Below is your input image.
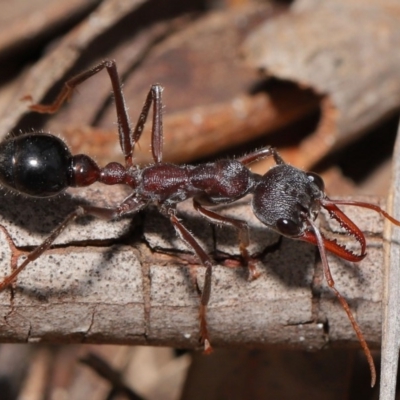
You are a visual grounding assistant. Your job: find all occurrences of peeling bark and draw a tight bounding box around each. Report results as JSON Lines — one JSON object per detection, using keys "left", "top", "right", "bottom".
{"left": 243, "top": 0, "right": 400, "bottom": 167}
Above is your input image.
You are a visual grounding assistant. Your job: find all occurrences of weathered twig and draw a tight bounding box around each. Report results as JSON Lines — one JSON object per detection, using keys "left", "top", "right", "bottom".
{"left": 80, "top": 352, "right": 145, "bottom": 400}
{"left": 0, "top": 184, "right": 388, "bottom": 350}
{"left": 379, "top": 118, "right": 400, "bottom": 399}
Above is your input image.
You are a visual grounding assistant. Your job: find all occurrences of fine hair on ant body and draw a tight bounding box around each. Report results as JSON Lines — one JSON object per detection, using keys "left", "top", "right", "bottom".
{"left": 0, "top": 59, "right": 397, "bottom": 387}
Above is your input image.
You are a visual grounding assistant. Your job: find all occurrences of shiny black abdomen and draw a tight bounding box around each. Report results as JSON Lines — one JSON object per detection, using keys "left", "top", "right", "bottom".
{"left": 0, "top": 134, "right": 72, "bottom": 197}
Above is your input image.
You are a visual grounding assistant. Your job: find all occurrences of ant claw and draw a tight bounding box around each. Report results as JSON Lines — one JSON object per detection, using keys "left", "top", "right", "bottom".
{"left": 247, "top": 263, "right": 261, "bottom": 281}
{"left": 203, "top": 339, "right": 213, "bottom": 355}
{"left": 20, "top": 94, "right": 33, "bottom": 103}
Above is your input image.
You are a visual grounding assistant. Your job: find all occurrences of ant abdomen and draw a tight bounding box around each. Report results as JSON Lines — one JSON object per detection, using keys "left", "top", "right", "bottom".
{"left": 0, "top": 133, "right": 73, "bottom": 197}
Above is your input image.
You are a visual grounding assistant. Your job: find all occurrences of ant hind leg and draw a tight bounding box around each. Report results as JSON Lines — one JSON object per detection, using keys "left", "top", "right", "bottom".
{"left": 0, "top": 195, "right": 148, "bottom": 292}
{"left": 26, "top": 60, "right": 165, "bottom": 167}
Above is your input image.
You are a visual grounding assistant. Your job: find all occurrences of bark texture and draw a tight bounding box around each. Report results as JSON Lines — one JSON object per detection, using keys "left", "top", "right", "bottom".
{"left": 0, "top": 185, "right": 388, "bottom": 350}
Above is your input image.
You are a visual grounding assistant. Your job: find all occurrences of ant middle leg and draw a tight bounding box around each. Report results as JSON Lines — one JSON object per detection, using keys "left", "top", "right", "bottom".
{"left": 0, "top": 195, "right": 148, "bottom": 292}
{"left": 193, "top": 199, "right": 260, "bottom": 280}
{"left": 27, "top": 60, "right": 164, "bottom": 167}
{"left": 166, "top": 208, "right": 213, "bottom": 354}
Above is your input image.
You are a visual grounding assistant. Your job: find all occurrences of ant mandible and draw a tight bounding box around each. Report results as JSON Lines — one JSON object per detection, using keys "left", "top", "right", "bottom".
{"left": 0, "top": 59, "right": 396, "bottom": 387}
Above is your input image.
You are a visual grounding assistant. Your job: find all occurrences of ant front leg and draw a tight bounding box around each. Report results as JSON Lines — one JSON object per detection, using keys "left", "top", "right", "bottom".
{"left": 27, "top": 60, "right": 164, "bottom": 167}
{"left": 193, "top": 199, "right": 260, "bottom": 280}
{"left": 166, "top": 208, "right": 213, "bottom": 354}
{"left": 307, "top": 217, "right": 377, "bottom": 387}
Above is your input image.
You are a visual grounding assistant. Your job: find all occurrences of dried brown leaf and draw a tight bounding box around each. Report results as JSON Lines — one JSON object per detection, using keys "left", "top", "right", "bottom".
{"left": 243, "top": 0, "right": 400, "bottom": 167}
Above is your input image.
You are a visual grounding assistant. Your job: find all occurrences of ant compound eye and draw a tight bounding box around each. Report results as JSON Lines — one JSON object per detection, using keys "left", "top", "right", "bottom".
{"left": 276, "top": 218, "right": 301, "bottom": 237}
{"left": 307, "top": 172, "right": 324, "bottom": 191}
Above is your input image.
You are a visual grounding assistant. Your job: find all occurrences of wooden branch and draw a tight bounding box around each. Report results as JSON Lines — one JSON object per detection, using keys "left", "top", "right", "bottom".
{"left": 0, "top": 185, "right": 389, "bottom": 351}
{"left": 379, "top": 120, "right": 400, "bottom": 399}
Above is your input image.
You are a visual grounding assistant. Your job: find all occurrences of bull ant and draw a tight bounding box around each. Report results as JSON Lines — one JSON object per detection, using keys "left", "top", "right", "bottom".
{"left": 0, "top": 60, "right": 397, "bottom": 387}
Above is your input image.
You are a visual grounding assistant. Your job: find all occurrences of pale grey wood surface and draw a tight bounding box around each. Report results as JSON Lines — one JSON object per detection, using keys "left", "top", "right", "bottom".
{"left": 379, "top": 120, "right": 400, "bottom": 399}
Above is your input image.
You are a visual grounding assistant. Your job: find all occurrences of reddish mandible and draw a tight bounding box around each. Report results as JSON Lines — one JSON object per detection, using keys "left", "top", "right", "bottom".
{"left": 0, "top": 60, "right": 397, "bottom": 387}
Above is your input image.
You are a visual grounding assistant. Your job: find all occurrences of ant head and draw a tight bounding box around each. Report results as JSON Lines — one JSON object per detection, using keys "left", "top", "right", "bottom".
{"left": 251, "top": 164, "right": 367, "bottom": 262}
{"left": 251, "top": 164, "right": 325, "bottom": 238}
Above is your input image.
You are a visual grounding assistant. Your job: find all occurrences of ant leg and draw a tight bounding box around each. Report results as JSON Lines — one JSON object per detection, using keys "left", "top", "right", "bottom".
{"left": 307, "top": 217, "right": 376, "bottom": 387}
{"left": 0, "top": 195, "right": 148, "bottom": 292}
{"left": 166, "top": 209, "right": 213, "bottom": 354}
{"left": 28, "top": 60, "right": 133, "bottom": 164}
{"left": 0, "top": 208, "right": 84, "bottom": 291}
{"left": 27, "top": 60, "right": 164, "bottom": 167}
{"left": 132, "top": 84, "right": 164, "bottom": 164}
{"left": 237, "top": 146, "right": 284, "bottom": 166}
{"left": 193, "top": 199, "right": 259, "bottom": 280}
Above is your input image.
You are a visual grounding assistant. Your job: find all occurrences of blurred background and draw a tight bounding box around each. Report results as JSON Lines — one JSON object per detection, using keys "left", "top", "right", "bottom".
{"left": 0, "top": 0, "right": 399, "bottom": 398}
